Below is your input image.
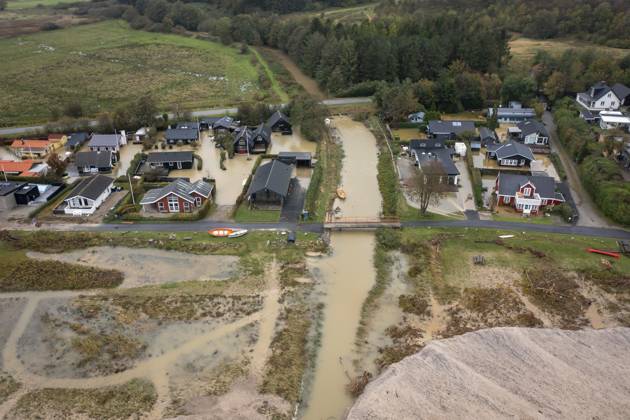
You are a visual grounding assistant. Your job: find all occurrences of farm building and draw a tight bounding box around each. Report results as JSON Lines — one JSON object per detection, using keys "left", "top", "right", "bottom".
{"left": 495, "top": 172, "right": 564, "bottom": 215}
{"left": 486, "top": 142, "right": 535, "bottom": 167}
{"left": 266, "top": 111, "right": 292, "bottom": 134}
{"left": 75, "top": 151, "right": 114, "bottom": 175}
{"left": 146, "top": 151, "right": 194, "bottom": 170}
{"left": 140, "top": 179, "right": 213, "bottom": 213}
{"left": 165, "top": 128, "right": 199, "bottom": 145}
{"left": 63, "top": 174, "right": 114, "bottom": 216}
{"left": 246, "top": 160, "right": 293, "bottom": 207}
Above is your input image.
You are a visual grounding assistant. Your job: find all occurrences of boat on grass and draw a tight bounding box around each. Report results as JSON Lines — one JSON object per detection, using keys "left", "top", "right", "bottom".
{"left": 208, "top": 228, "right": 248, "bottom": 238}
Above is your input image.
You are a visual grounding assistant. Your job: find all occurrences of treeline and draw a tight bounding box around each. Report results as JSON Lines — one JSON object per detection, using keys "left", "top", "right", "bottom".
{"left": 379, "top": 0, "right": 630, "bottom": 48}
{"left": 553, "top": 99, "right": 630, "bottom": 226}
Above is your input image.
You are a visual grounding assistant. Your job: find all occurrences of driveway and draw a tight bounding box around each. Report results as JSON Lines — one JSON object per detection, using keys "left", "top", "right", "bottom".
{"left": 280, "top": 178, "right": 305, "bottom": 223}
{"left": 543, "top": 111, "right": 612, "bottom": 228}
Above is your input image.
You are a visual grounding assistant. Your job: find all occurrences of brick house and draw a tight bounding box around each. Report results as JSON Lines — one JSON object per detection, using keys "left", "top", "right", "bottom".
{"left": 140, "top": 179, "right": 213, "bottom": 213}
{"left": 495, "top": 172, "right": 564, "bottom": 215}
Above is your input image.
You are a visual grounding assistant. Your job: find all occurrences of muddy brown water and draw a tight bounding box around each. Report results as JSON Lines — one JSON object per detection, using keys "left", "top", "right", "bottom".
{"left": 27, "top": 246, "right": 239, "bottom": 288}
{"left": 302, "top": 117, "right": 383, "bottom": 420}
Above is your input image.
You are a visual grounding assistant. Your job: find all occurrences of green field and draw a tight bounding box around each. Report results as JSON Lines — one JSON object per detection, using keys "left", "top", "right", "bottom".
{"left": 0, "top": 20, "right": 284, "bottom": 127}
{"left": 509, "top": 36, "right": 630, "bottom": 65}
{"left": 6, "top": 0, "right": 87, "bottom": 10}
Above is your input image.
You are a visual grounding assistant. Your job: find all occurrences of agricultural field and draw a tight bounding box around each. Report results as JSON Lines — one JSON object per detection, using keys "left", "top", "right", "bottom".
{"left": 5, "top": 0, "right": 87, "bottom": 10}
{"left": 0, "top": 20, "right": 285, "bottom": 127}
{"left": 508, "top": 35, "right": 630, "bottom": 65}
{"left": 283, "top": 3, "right": 377, "bottom": 23}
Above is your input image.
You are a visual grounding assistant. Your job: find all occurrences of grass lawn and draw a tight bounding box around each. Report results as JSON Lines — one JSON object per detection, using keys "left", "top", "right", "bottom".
{"left": 6, "top": 0, "right": 87, "bottom": 9}
{"left": 398, "top": 197, "right": 464, "bottom": 221}
{"left": 509, "top": 36, "right": 630, "bottom": 66}
{"left": 250, "top": 48, "right": 289, "bottom": 103}
{"left": 492, "top": 214, "right": 559, "bottom": 225}
{"left": 392, "top": 128, "right": 423, "bottom": 141}
{"left": 0, "top": 20, "right": 284, "bottom": 127}
{"left": 233, "top": 204, "right": 281, "bottom": 223}
{"left": 441, "top": 112, "right": 486, "bottom": 122}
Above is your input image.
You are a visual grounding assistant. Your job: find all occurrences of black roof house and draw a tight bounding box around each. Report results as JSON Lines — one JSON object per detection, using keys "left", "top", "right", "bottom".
{"left": 427, "top": 120, "right": 476, "bottom": 140}
{"left": 146, "top": 151, "right": 194, "bottom": 170}
{"left": 75, "top": 151, "right": 113, "bottom": 174}
{"left": 165, "top": 128, "right": 199, "bottom": 144}
{"left": 516, "top": 120, "right": 549, "bottom": 139}
{"left": 247, "top": 160, "right": 293, "bottom": 203}
{"left": 66, "top": 175, "right": 114, "bottom": 201}
{"left": 66, "top": 132, "right": 90, "bottom": 150}
{"left": 486, "top": 141, "right": 535, "bottom": 166}
{"left": 251, "top": 123, "right": 272, "bottom": 151}
{"left": 266, "top": 111, "right": 292, "bottom": 134}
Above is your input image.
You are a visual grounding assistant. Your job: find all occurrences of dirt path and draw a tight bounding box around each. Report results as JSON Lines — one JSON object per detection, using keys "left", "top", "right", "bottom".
{"left": 259, "top": 47, "right": 327, "bottom": 100}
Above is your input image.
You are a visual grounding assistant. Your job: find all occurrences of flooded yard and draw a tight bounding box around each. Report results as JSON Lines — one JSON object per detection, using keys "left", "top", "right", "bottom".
{"left": 27, "top": 246, "right": 239, "bottom": 288}
{"left": 269, "top": 132, "right": 317, "bottom": 155}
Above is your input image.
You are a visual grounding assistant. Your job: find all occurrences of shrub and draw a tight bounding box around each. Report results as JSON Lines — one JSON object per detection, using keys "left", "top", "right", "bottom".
{"left": 193, "top": 153, "right": 203, "bottom": 170}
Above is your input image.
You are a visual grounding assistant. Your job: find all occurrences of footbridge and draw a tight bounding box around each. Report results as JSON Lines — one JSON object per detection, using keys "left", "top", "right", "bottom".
{"left": 324, "top": 214, "right": 401, "bottom": 231}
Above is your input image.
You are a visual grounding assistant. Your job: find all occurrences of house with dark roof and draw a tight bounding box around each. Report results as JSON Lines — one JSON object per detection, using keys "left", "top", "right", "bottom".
{"left": 246, "top": 160, "right": 293, "bottom": 207}
{"left": 613, "top": 83, "right": 630, "bottom": 107}
{"left": 140, "top": 179, "right": 213, "bottom": 213}
{"left": 409, "top": 139, "right": 459, "bottom": 185}
{"left": 146, "top": 151, "right": 194, "bottom": 171}
{"left": 486, "top": 141, "right": 535, "bottom": 167}
{"left": 278, "top": 152, "right": 312, "bottom": 167}
{"left": 212, "top": 116, "right": 238, "bottom": 134}
{"left": 427, "top": 120, "right": 476, "bottom": 140}
{"left": 66, "top": 132, "right": 91, "bottom": 151}
{"left": 513, "top": 121, "right": 549, "bottom": 146}
{"left": 476, "top": 127, "right": 498, "bottom": 150}
{"left": 88, "top": 133, "right": 126, "bottom": 154}
{"left": 251, "top": 123, "right": 272, "bottom": 152}
{"left": 233, "top": 127, "right": 254, "bottom": 154}
{"left": 13, "top": 184, "right": 40, "bottom": 205}
{"left": 0, "top": 182, "right": 23, "bottom": 211}
{"left": 266, "top": 111, "right": 292, "bottom": 134}
{"left": 576, "top": 82, "right": 628, "bottom": 113}
{"left": 495, "top": 172, "right": 564, "bottom": 215}
{"left": 75, "top": 151, "right": 114, "bottom": 175}
{"left": 488, "top": 103, "right": 536, "bottom": 123}
{"left": 199, "top": 117, "right": 220, "bottom": 131}
{"left": 165, "top": 128, "right": 198, "bottom": 145}
{"left": 175, "top": 122, "right": 200, "bottom": 131}
{"left": 63, "top": 174, "right": 114, "bottom": 216}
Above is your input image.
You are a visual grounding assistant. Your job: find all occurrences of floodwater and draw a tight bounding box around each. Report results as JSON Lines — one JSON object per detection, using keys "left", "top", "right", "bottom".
{"left": 166, "top": 132, "right": 256, "bottom": 206}
{"left": 0, "top": 146, "right": 17, "bottom": 160}
{"left": 269, "top": 132, "right": 317, "bottom": 155}
{"left": 28, "top": 246, "right": 239, "bottom": 288}
{"left": 332, "top": 116, "right": 382, "bottom": 219}
{"left": 114, "top": 143, "right": 143, "bottom": 178}
{"left": 303, "top": 232, "right": 376, "bottom": 420}
{"left": 302, "top": 116, "right": 383, "bottom": 420}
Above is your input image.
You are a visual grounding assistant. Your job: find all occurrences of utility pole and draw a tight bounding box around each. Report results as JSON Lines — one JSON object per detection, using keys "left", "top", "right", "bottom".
{"left": 128, "top": 174, "right": 136, "bottom": 205}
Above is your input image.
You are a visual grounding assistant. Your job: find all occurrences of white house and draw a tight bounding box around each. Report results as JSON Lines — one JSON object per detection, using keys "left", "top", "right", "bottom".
{"left": 63, "top": 174, "right": 114, "bottom": 216}
{"left": 88, "top": 132, "right": 127, "bottom": 155}
{"left": 599, "top": 111, "right": 630, "bottom": 131}
{"left": 515, "top": 120, "right": 549, "bottom": 146}
{"left": 576, "top": 82, "right": 622, "bottom": 113}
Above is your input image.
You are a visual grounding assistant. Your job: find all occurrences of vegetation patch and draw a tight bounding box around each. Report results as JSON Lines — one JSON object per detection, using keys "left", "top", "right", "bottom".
{"left": 375, "top": 325, "right": 424, "bottom": 371}
{"left": 579, "top": 268, "right": 630, "bottom": 295}
{"left": 206, "top": 358, "right": 250, "bottom": 396}
{"left": 71, "top": 333, "right": 146, "bottom": 368}
{"left": 304, "top": 130, "right": 343, "bottom": 221}
{"left": 0, "top": 372, "right": 20, "bottom": 404}
{"left": 11, "top": 379, "right": 157, "bottom": 419}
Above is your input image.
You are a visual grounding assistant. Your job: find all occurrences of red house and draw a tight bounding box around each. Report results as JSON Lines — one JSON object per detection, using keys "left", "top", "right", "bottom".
{"left": 140, "top": 179, "right": 213, "bottom": 213}
{"left": 495, "top": 172, "right": 564, "bottom": 215}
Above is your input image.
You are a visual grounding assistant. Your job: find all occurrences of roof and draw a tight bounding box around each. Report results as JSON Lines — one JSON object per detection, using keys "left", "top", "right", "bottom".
{"left": 599, "top": 111, "right": 630, "bottom": 124}
{"left": 247, "top": 160, "right": 293, "bottom": 198}
{"left": 478, "top": 127, "right": 496, "bottom": 140}
{"left": 266, "top": 110, "right": 290, "bottom": 128}
{"left": 516, "top": 120, "right": 549, "bottom": 138}
{"left": 611, "top": 83, "right": 630, "bottom": 101}
{"left": 200, "top": 117, "right": 220, "bottom": 125}
{"left": 415, "top": 150, "right": 459, "bottom": 176}
{"left": 75, "top": 151, "right": 112, "bottom": 168}
{"left": 0, "top": 182, "right": 23, "bottom": 196}
{"left": 176, "top": 122, "right": 200, "bottom": 130}
{"left": 579, "top": 82, "right": 617, "bottom": 103}
{"left": 146, "top": 151, "right": 194, "bottom": 164}
{"left": 213, "top": 116, "right": 235, "bottom": 130}
{"left": 409, "top": 138, "right": 446, "bottom": 150}
{"left": 88, "top": 134, "right": 122, "bottom": 148}
{"left": 140, "top": 179, "right": 213, "bottom": 205}
{"left": 252, "top": 123, "right": 272, "bottom": 141}
{"left": 48, "top": 134, "right": 66, "bottom": 141}
{"left": 65, "top": 174, "right": 113, "bottom": 201}
{"left": 427, "top": 120, "right": 475, "bottom": 136}
{"left": 233, "top": 127, "right": 254, "bottom": 148}
{"left": 165, "top": 128, "right": 199, "bottom": 141}
{"left": 0, "top": 160, "right": 35, "bottom": 174}
{"left": 493, "top": 141, "right": 535, "bottom": 161}
{"left": 278, "top": 151, "right": 312, "bottom": 160}
{"left": 10, "top": 139, "right": 50, "bottom": 149}
{"left": 492, "top": 107, "right": 536, "bottom": 118}
{"left": 497, "top": 172, "right": 557, "bottom": 199}
{"left": 67, "top": 132, "right": 90, "bottom": 147}
{"left": 14, "top": 184, "right": 38, "bottom": 195}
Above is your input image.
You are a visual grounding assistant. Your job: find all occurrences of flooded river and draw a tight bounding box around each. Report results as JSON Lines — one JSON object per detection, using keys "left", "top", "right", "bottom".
{"left": 302, "top": 116, "right": 382, "bottom": 420}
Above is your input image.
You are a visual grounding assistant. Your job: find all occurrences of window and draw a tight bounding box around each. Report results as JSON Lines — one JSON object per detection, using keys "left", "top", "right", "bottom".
{"left": 600, "top": 101, "right": 605, "bottom": 106}
{"left": 177, "top": 161, "right": 182, "bottom": 169}
{"left": 168, "top": 196, "right": 179, "bottom": 212}
{"left": 523, "top": 187, "right": 531, "bottom": 196}
{"left": 183, "top": 201, "right": 190, "bottom": 212}
{"left": 158, "top": 202, "right": 165, "bottom": 212}
{"left": 195, "top": 196, "right": 202, "bottom": 207}
{"left": 503, "top": 196, "right": 510, "bottom": 204}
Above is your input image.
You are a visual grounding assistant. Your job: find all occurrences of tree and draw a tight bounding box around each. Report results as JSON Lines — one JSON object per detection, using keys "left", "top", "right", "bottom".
{"left": 500, "top": 75, "right": 536, "bottom": 104}
{"left": 134, "top": 95, "right": 157, "bottom": 127}
{"left": 46, "top": 152, "right": 67, "bottom": 177}
{"left": 409, "top": 160, "right": 446, "bottom": 215}
{"left": 0, "top": 0, "right": 6, "bottom": 11}
{"left": 374, "top": 81, "right": 419, "bottom": 123}
{"left": 63, "top": 101, "right": 83, "bottom": 118}
{"left": 543, "top": 71, "right": 567, "bottom": 102}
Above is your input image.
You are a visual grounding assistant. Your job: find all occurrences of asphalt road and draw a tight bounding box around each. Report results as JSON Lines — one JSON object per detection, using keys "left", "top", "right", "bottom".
{"left": 62, "top": 219, "right": 630, "bottom": 239}
{"left": 0, "top": 98, "right": 373, "bottom": 136}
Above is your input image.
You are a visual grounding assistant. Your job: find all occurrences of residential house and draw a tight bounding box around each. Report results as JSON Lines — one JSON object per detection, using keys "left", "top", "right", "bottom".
{"left": 88, "top": 133, "right": 127, "bottom": 157}
{"left": 75, "top": 151, "right": 114, "bottom": 175}
{"left": 0, "top": 160, "right": 46, "bottom": 177}
{"left": 407, "top": 111, "right": 425, "bottom": 124}
{"left": 200, "top": 117, "right": 220, "bottom": 131}
{"left": 477, "top": 127, "right": 498, "bottom": 150}
{"left": 176, "top": 122, "right": 200, "bottom": 131}
{"left": 495, "top": 172, "right": 564, "bottom": 215}
{"left": 514, "top": 120, "right": 549, "bottom": 146}
{"left": 65, "top": 132, "right": 90, "bottom": 151}
{"left": 10, "top": 139, "right": 51, "bottom": 159}
{"left": 146, "top": 151, "right": 194, "bottom": 171}
{"left": 409, "top": 139, "right": 460, "bottom": 185}
{"left": 140, "top": 179, "right": 213, "bottom": 213}
{"left": 0, "top": 182, "right": 22, "bottom": 211}
{"left": 427, "top": 120, "right": 476, "bottom": 140}
{"left": 278, "top": 152, "right": 312, "bottom": 167}
{"left": 486, "top": 141, "right": 535, "bottom": 167}
{"left": 63, "top": 174, "right": 114, "bottom": 216}
{"left": 134, "top": 128, "right": 149, "bottom": 144}
{"left": 489, "top": 102, "right": 536, "bottom": 123}
{"left": 247, "top": 160, "right": 293, "bottom": 207}
{"left": 165, "top": 128, "right": 198, "bottom": 145}
{"left": 47, "top": 134, "right": 67, "bottom": 151}
{"left": 212, "top": 116, "right": 238, "bottom": 134}
{"left": 233, "top": 127, "right": 254, "bottom": 154}
{"left": 576, "top": 82, "right": 626, "bottom": 113}
{"left": 599, "top": 111, "right": 630, "bottom": 131}
{"left": 251, "top": 123, "right": 272, "bottom": 152}
{"left": 613, "top": 83, "right": 630, "bottom": 107}
{"left": 14, "top": 184, "right": 40, "bottom": 205}
{"left": 266, "top": 111, "right": 292, "bottom": 134}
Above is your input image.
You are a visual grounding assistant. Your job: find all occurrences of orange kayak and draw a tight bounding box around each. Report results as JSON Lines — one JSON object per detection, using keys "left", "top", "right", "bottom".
{"left": 208, "top": 228, "right": 234, "bottom": 237}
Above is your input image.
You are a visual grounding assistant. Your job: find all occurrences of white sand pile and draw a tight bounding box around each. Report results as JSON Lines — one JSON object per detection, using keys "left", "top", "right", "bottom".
{"left": 348, "top": 327, "right": 630, "bottom": 419}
